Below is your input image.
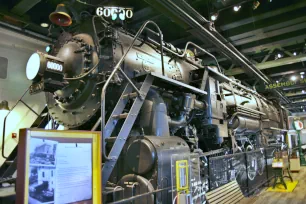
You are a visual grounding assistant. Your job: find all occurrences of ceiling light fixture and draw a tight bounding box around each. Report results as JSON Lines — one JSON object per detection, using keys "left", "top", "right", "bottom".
{"left": 233, "top": 5, "right": 241, "bottom": 12}
{"left": 290, "top": 75, "right": 297, "bottom": 81}
{"left": 0, "top": 100, "right": 9, "bottom": 116}
{"left": 302, "top": 90, "right": 305, "bottom": 93}
{"left": 293, "top": 52, "right": 297, "bottom": 56}
{"left": 40, "top": 23, "right": 49, "bottom": 28}
{"left": 300, "top": 72, "right": 305, "bottom": 75}
{"left": 210, "top": 13, "right": 218, "bottom": 21}
{"left": 276, "top": 80, "right": 279, "bottom": 83}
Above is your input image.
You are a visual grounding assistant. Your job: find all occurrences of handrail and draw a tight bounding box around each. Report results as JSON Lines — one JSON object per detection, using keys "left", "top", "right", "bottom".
{"left": 101, "top": 20, "right": 165, "bottom": 161}
{"left": 146, "top": 37, "right": 278, "bottom": 103}
{"left": 177, "top": 41, "right": 222, "bottom": 73}
{"left": 2, "top": 86, "right": 39, "bottom": 159}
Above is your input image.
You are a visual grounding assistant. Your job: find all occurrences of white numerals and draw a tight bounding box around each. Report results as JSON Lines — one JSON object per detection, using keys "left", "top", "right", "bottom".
{"left": 47, "top": 61, "right": 63, "bottom": 72}
{"left": 96, "top": 7, "right": 133, "bottom": 20}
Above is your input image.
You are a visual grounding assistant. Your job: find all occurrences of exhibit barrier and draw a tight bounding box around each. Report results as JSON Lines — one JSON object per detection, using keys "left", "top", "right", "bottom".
{"left": 104, "top": 148, "right": 276, "bottom": 203}
{"left": 105, "top": 149, "right": 226, "bottom": 204}
{"left": 208, "top": 147, "right": 276, "bottom": 196}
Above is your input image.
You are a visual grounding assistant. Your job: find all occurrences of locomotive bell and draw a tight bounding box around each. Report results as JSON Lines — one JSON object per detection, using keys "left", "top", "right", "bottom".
{"left": 49, "top": 4, "right": 72, "bottom": 27}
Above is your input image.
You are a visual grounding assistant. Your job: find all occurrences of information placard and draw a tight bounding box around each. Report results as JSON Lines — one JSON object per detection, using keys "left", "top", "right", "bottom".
{"left": 16, "top": 129, "right": 101, "bottom": 204}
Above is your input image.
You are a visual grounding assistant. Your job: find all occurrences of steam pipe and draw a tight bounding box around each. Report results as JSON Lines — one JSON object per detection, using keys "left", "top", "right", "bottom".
{"left": 168, "top": 114, "right": 187, "bottom": 128}
{"left": 177, "top": 41, "right": 222, "bottom": 73}
{"left": 147, "top": 35, "right": 289, "bottom": 104}
{"left": 145, "top": 37, "right": 266, "bottom": 100}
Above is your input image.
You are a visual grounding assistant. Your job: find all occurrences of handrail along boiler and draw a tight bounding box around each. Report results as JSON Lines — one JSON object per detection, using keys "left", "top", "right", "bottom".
{"left": 25, "top": 18, "right": 288, "bottom": 202}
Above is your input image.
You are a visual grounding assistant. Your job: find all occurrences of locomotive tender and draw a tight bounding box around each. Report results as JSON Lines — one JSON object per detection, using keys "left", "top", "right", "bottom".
{"left": 25, "top": 17, "right": 288, "bottom": 202}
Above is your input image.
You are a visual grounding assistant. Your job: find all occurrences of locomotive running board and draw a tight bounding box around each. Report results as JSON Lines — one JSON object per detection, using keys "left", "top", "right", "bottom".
{"left": 149, "top": 72, "right": 207, "bottom": 95}
{"left": 102, "top": 74, "right": 154, "bottom": 189}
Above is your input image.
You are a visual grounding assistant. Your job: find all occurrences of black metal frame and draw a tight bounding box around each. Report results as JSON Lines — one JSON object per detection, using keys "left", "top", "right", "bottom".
{"left": 207, "top": 147, "right": 276, "bottom": 196}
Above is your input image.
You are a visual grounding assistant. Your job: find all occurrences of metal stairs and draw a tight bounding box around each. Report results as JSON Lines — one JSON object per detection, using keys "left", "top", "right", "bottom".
{"left": 102, "top": 74, "right": 154, "bottom": 188}
{"left": 100, "top": 20, "right": 210, "bottom": 190}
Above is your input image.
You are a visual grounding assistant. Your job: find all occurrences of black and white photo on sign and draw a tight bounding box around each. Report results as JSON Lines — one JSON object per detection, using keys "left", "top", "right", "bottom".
{"left": 29, "top": 138, "right": 57, "bottom": 167}
{"left": 28, "top": 166, "right": 55, "bottom": 204}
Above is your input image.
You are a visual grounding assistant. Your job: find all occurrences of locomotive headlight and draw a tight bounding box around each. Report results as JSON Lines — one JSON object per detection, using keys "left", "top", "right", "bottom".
{"left": 26, "top": 52, "right": 64, "bottom": 81}
{"left": 26, "top": 51, "right": 65, "bottom": 94}
{"left": 26, "top": 53, "right": 41, "bottom": 80}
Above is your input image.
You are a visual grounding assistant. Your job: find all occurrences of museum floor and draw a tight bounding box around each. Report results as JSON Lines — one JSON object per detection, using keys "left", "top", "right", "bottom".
{"left": 240, "top": 167, "right": 306, "bottom": 204}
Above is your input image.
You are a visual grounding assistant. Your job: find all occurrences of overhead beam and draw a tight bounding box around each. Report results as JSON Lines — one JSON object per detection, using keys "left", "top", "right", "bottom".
{"left": 285, "top": 102, "right": 306, "bottom": 108}
{"left": 225, "top": 54, "right": 306, "bottom": 76}
{"left": 230, "top": 21, "right": 306, "bottom": 47}
{"left": 282, "top": 85, "right": 306, "bottom": 91}
{"left": 0, "top": 8, "right": 55, "bottom": 38}
{"left": 174, "top": 16, "right": 306, "bottom": 54}
{"left": 11, "top": 0, "right": 41, "bottom": 16}
{"left": 240, "top": 33, "right": 306, "bottom": 54}
{"left": 219, "top": 1, "right": 306, "bottom": 31}
{"left": 285, "top": 91, "right": 306, "bottom": 98}
{"left": 269, "top": 68, "right": 306, "bottom": 77}
{"left": 169, "top": 4, "right": 306, "bottom": 48}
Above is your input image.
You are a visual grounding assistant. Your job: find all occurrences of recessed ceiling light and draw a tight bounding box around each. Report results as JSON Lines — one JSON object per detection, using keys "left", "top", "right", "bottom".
{"left": 276, "top": 80, "right": 279, "bottom": 83}
{"left": 293, "top": 52, "right": 297, "bottom": 56}
{"left": 210, "top": 13, "right": 218, "bottom": 21}
{"left": 40, "top": 23, "right": 49, "bottom": 28}
{"left": 233, "top": 5, "right": 241, "bottom": 12}
{"left": 291, "top": 75, "right": 297, "bottom": 81}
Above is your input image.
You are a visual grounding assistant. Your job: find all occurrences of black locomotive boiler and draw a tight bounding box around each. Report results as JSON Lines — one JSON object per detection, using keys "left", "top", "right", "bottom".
{"left": 25, "top": 17, "right": 288, "bottom": 203}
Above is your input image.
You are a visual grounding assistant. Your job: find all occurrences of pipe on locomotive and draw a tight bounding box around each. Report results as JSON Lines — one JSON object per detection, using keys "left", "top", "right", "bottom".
{"left": 142, "top": 35, "right": 278, "bottom": 104}
{"left": 177, "top": 41, "right": 222, "bottom": 73}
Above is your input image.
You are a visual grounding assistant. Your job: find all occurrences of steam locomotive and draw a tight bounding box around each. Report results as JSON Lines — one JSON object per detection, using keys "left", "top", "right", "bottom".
{"left": 25, "top": 17, "right": 288, "bottom": 203}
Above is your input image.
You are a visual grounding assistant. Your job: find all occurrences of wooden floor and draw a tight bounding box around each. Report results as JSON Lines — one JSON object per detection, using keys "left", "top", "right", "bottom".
{"left": 239, "top": 167, "right": 306, "bottom": 204}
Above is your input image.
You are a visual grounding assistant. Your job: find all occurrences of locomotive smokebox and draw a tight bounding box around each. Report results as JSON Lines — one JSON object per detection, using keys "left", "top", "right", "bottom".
{"left": 26, "top": 34, "right": 101, "bottom": 128}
